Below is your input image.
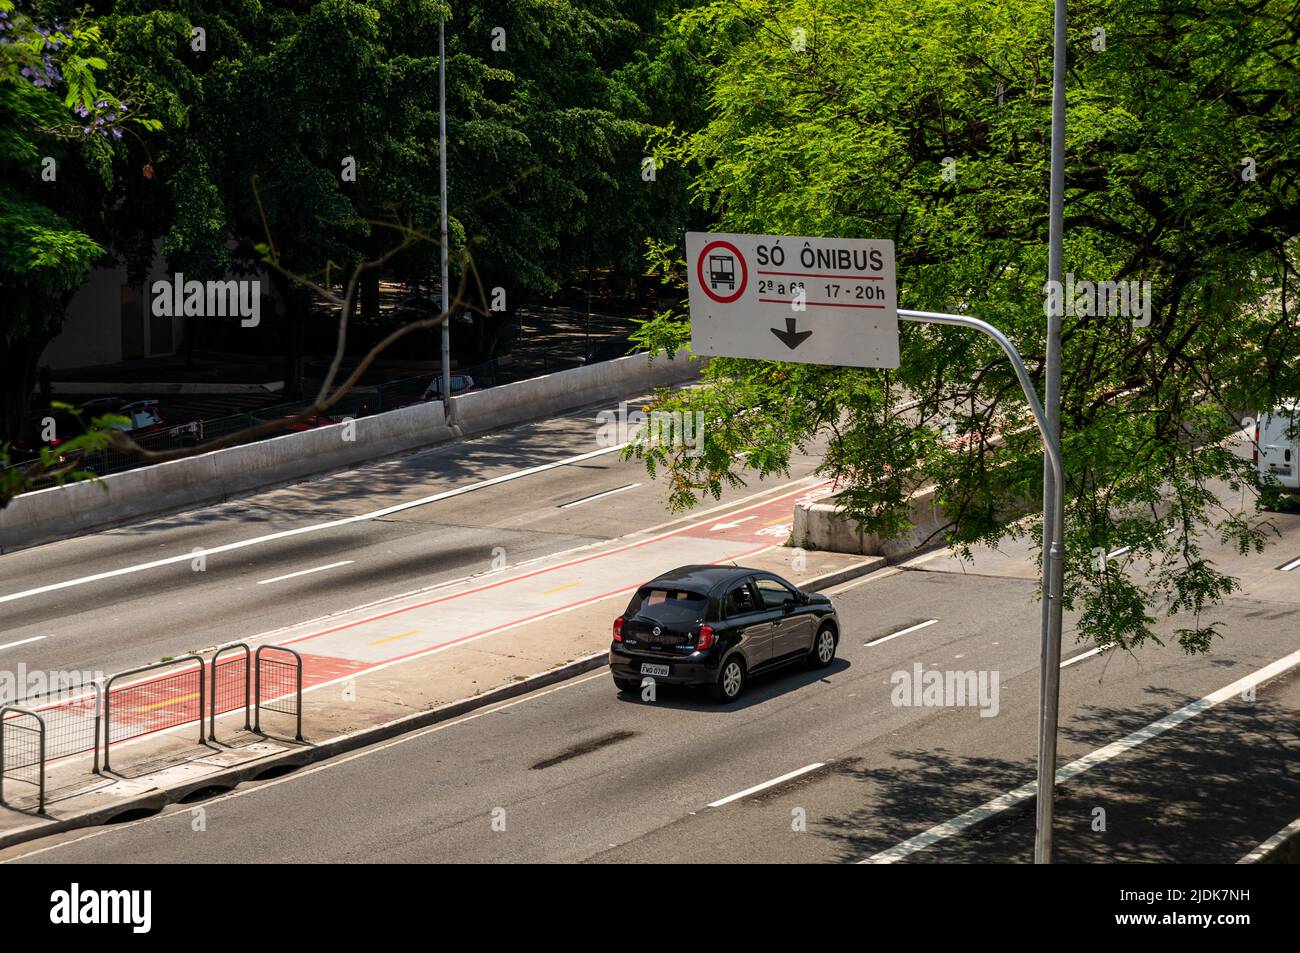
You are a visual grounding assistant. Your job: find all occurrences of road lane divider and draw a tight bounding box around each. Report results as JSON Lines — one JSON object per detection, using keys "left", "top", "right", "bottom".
{"left": 257, "top": 561, "right": 354, "bottom": 585}
{"left": 709, "top": 763, "right": 826, "bottom": 808}
{"left": 861, "top": 645, "right": 1300, "bottom": 864}
{"left": 866, "top": 619, "right": 938, "bottom": 647}
{"left": 1060, "top": 646, "right": 1104, "bottom": 668}
{"left": 0, "top": 636, "right": 46, "bottom": 653}
{"left": 1238, "top": 815, "right": 1300, "bottom": 863}
{"left": 558, "top": 483, "right": 641, "bottom": 508}
{"left": 541, "top": 582, "right": 580, "bottom": 595}
{"left": 368, "top": 630, "right": 421, "bottom": 647}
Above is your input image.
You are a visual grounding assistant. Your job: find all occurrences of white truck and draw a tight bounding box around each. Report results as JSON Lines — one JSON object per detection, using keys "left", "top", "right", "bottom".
{"left": 1255, "top": 404, "right": 1299, "bottom": 491}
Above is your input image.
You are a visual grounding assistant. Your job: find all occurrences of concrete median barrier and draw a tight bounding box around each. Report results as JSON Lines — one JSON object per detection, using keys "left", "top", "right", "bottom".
{"left": 451, "top": 350, "right": 704, "bottom": 435}
{"left": 792, "top": 483, "right": 1035, "bottom": 561}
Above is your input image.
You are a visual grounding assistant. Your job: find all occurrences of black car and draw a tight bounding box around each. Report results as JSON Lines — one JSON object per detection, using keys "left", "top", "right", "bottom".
{"left": 609, "top": 565, "right": 840, "bottom": 702}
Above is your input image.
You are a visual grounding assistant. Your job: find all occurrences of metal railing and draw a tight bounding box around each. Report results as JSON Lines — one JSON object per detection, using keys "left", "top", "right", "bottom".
{"left": 0, "top": 706, "right": 46, "bottom": 814}
{"left": 103, "top": 656, "right": 206, "bottom": 773}
{"left": 209, "top": 644, "right": 252, "bottom": 743}
{"left": 0, "top": 641, "right": 316, "bottom": 810}
{"left": 254, "top": 645, "right": 303, "bottom": 742}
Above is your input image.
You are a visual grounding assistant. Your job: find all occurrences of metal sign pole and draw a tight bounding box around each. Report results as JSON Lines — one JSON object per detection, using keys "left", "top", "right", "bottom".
{"left": 1037, "top": 0, "right": 1070, "bottom": 866}
{"left": 438, "top": 15, "right": 454, "bottom": 424}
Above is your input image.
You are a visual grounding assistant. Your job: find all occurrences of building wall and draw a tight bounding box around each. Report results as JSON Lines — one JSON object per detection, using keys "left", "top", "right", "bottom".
{"left": 39, "top": 246, "right": 181, "bottom": 371}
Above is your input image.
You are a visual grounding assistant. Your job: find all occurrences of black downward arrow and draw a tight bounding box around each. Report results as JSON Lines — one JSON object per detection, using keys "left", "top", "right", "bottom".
{"left": 770, "top": 317, "right": 812, "bottom": 350}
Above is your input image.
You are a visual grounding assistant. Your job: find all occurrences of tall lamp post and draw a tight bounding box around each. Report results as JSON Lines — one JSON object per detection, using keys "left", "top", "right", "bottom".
{"left": 438, "top": 14, "right": 454, "bottom": 423}
{"left": 1035, "top": 0, "right": 1068, "bottom": 865}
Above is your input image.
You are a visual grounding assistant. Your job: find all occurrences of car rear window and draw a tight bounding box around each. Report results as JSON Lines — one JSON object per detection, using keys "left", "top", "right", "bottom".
{"left": 626, "top": 587, "right": 707, "bottom": 621}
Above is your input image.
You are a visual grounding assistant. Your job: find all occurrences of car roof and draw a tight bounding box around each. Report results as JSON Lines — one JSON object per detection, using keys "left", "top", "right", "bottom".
{"left": 643, "top": 565, "right": 765, "bottom": 594}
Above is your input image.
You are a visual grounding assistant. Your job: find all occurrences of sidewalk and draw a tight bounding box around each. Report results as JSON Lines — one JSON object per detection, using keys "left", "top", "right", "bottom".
{"left": 0, "top": 477, "right": 884, "bottom": 848}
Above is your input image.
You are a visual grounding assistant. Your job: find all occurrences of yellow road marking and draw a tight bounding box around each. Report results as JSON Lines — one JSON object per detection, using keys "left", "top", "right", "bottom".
{"left": 542, "top": 582, "right": 580, "bottom": 595}
{"left": 131, "top": 691, "right": 200, "bottom": 714}
{"left": 368, "top": 629, "right": 421, "bottom": 646}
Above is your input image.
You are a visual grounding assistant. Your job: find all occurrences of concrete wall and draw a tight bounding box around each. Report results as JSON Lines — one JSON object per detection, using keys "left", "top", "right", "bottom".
{"left": 1, "top": 350, "right": 704, "bottom": 552}
{"left": 450, "top": 350, "right": 702, "bottom": 435}
{"left": 40, "top": 243, "right": 186, "bottom": 370}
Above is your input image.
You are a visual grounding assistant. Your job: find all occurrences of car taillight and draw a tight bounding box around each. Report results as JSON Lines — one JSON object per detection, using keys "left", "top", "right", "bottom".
{"left": 1253, "top": 424, "right": 1260, "bottom": 464}
{"left": 697, "top": 625, "right": 715, "bottom": 651}
{"left": 612, "top": 617, "right": 624, "bottom": 642}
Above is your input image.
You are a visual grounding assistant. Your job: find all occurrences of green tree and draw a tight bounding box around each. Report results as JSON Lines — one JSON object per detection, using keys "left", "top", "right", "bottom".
{"left": 0, "top": 0, "right": 153, "bottom": 437}
{"left": 631, "top": 0, "right": 1300, "bottom": 654}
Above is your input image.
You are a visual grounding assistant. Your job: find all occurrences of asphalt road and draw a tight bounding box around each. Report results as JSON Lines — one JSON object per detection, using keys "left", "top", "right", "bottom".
{"left": 6, "top": 509, "right": 1297, "bottom": 864}
{"left": 0, "top": 390, "right": 825, "bottom": 677}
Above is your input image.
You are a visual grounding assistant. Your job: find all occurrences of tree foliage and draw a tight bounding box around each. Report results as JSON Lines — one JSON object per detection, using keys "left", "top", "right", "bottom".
{"left": 630, "top": 0, "right": 1300, "bottom": 654}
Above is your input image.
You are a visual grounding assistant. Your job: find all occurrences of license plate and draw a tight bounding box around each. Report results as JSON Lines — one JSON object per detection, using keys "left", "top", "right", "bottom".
{"left": 640, "top": 663, "right": 669, "bottom": 677}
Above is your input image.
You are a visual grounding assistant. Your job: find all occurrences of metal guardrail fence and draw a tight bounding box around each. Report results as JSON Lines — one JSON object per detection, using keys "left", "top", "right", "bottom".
{"left": 254, "top": 646, "right": 303, "bottom": 742}
{"left": 0, "top": 706, "right": 46, "bottom": 814}
{"left": 102, "top": 656, "right": 205, "bottom": 773}
{"left": 210, "top": 644, "right": 252, "bottom": 743}
{"left": 0, "top": 642, "right": 315, "bottom": 810}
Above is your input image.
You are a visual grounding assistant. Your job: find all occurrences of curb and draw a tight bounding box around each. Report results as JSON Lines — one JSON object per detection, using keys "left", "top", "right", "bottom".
{"left": 799, "top": 557, "right": 889, "bottom": 590}
{"left": 0, "top": 553, "right": 885, "bottom": 853}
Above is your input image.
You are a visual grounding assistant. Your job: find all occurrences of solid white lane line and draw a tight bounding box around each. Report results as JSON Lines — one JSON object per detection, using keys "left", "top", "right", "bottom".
{"left": 256, "top": 561, "right": 354, "bottom": 585}
{"left": 0, "top": 636, "right": 46, "bottom": 653}
{"left": 558, "top": 483, "right": 641, "bottom": 508}
{"left": 866, "top": 619, "right": 938, "bottom": 647}
{"left": 0, "top": 443, "right": 630, "bottom": 606}
{"left": 709, "top": 763, "right": 825, "bottom": 808}
{"left": 1278, "top": 555, "right": 1300, "bottom": 572}
{"left": 1237, "top": 815, "right": 1300, "bottom": 864}
{"left": 1107, "top": 546, "right": 1131, "bottom": 559}
{"left": 861, "top": 645, "right": 1300, "bottom": 864}
{"left": 1060, "top": 646, "right": 1103, "bottom": 668}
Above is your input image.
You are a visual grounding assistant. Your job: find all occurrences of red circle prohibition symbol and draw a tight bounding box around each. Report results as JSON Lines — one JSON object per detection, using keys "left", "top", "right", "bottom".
{"left": 697, "top": 240, "right": 747, "bottom": 304}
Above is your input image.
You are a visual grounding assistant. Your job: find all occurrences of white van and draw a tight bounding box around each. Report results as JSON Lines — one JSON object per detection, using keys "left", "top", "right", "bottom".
{"left": 1255, "top": 404, "right": 1299, "bottom": 491}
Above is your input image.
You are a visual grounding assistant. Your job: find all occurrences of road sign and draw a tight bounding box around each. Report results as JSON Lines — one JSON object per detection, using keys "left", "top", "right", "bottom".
{"left": 685, "top": 231, "right": 899, "bottom": 368}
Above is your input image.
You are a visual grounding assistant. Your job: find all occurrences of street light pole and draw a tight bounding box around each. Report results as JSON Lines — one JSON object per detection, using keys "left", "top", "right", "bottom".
{"left": 1036, "top": 0, "right": 1069, "bottom": 865}
{"left": 438, "top": 15, "right": 454, "bottom": 424}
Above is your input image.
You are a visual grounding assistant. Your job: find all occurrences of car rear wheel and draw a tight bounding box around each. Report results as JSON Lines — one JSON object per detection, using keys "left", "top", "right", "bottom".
{"left": 808, "top": 625, "right": 837, "bottom": 668}
{"left": 613, "top": 676, "right": 640, "bottom": 693}
{"left": 710, "top": 656, "right": 746, "bottom": 702}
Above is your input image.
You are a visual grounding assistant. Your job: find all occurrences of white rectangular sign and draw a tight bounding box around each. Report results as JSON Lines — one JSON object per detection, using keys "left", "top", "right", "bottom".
{"left": 685, "top": 231, "right": 898, "bottom": 368}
